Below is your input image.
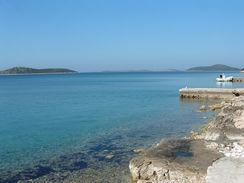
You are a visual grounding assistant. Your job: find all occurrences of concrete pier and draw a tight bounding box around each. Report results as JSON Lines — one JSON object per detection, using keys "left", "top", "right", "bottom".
{"left": 233, "top": 78, "right": 244, "bottom": 82}
{"left": 179, "top": 88, "right": 244, "bottom": 99}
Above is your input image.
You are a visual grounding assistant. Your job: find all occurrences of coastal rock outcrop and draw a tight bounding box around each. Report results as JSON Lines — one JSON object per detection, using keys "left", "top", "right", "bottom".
{"left": 129, "top": 139, "right": 222, "bottom": 183}
{"left": 129, "top": 96, "right": 244, "bottom": 183}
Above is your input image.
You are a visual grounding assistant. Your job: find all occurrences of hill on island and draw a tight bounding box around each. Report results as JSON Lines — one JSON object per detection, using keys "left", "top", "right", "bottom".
{"left": 187, "top": 64, "right": 241, "bottom": 72}
{"left": 0, "top": 67, "right": 78, "bottom": 75}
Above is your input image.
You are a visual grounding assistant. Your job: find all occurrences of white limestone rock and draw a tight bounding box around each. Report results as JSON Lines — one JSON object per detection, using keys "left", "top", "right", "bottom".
{"left": 206, "top": 157, "right": 244, "bottom": 183}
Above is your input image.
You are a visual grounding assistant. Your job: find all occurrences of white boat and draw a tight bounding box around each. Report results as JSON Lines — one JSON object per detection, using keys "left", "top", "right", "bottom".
{"left": 216, "top": 74, "right": 233, "bottom": 82}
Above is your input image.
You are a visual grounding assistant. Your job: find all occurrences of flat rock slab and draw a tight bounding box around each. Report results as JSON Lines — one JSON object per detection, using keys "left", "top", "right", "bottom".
{"left": 206, "top": 157, "right": 244, "bottom": 183}
{"left": 130, "top": 138, "right": 223, "bottom": 183}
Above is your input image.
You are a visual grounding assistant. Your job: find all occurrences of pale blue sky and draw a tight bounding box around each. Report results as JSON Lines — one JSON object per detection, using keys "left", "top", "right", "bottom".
{"left": 0, "top": 0, "right": 243, "bottom": 72}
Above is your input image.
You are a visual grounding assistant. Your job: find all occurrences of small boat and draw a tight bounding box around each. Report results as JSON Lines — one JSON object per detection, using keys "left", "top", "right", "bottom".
{"left": 216, "top": 74, "right": 233, "bottom": 82}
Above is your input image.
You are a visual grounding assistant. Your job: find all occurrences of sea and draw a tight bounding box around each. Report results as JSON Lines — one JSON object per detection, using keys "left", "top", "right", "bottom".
{"left": 0, "top": 72, "right": 244, "bottom": 182}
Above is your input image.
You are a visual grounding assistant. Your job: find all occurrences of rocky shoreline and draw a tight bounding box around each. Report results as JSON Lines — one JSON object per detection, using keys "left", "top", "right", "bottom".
{"left": 129, "top": 96, "right": 244, "bottom": 183}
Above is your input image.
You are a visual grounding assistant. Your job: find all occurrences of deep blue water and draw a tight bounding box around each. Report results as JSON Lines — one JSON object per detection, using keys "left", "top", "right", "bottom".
{"left": 0, "top": 72, "right": 244, "bottom": 180}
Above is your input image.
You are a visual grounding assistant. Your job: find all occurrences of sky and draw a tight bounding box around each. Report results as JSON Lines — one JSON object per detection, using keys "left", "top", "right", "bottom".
{"left": 0, "top": 0, "right": 243, "bottom": 72}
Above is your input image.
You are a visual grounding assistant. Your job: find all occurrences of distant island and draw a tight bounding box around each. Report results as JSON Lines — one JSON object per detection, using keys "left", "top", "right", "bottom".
{"left": 0, "top": 67, "right": 78, "bottom": 75}
{"left": 187, "top": 64, "right": 241, "bottom": 72}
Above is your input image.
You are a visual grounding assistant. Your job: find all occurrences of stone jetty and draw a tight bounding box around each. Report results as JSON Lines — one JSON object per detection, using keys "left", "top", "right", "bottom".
{"left": 233, "top": 78, "right": 244, "bottom": 82}
{"left": 129, "top": 96, "right": 244, "bottom": 183}
{"left": 179, "top": 88, "right": 244, "bottom": 99}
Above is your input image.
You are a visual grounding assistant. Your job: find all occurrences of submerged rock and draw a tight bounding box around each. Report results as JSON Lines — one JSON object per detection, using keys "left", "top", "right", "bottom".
{"left": 201, "top": 116, "right": 208, "bottom": 119}
{"left": 200, "top": 105, "right": 207, "bottom": 111}
{"left": 106, "top": 154, "right": 116, "bottom": 159}
{"left": 133, "top": 149, "right": 145, "bottom": 153}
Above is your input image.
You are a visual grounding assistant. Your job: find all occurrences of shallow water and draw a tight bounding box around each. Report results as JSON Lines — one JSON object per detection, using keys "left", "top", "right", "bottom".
{"left": 0, "top": 72, "right": 244, "bottom": 182}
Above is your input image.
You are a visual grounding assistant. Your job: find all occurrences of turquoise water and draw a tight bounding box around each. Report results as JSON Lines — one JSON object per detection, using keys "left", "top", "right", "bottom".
{"left": 0, "top": 72, "right": 244, "bottom": 182}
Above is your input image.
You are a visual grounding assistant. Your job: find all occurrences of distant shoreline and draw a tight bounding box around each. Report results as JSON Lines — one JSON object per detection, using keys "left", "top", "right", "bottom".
{"left": 0, "top": 71, "right": 242, "bottom": 76}
{"left": 0, "top": 70, "right": 242, "bottom": 76}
